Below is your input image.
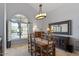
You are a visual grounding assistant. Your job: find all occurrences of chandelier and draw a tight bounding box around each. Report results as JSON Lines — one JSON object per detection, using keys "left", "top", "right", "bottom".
{"left": 35, "top": 4, "right": 46, "bottom": 20}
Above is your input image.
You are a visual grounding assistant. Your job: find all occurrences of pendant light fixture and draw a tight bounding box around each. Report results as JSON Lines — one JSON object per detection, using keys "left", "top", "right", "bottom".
{"left": 35, "top": 4, "right": 46, "bottom": 20}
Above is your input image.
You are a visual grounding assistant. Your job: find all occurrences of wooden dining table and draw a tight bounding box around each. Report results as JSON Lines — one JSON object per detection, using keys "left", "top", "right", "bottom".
{"left": 33, "top": 38, "right": 55, "bottom": 56}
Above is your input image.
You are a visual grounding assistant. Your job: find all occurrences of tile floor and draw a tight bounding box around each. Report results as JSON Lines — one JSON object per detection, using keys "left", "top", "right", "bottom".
{"left": 5, "top": 44, "right": 30, "bottom": 56}
{"left": 5, "top": 44, "right": 79, "bottom": 56}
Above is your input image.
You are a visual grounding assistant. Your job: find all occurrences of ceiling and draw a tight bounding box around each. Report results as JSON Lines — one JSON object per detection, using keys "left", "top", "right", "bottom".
{"left": 6, "top": 3, "right": 65, "bottom": 21}
{"left": 29, "top": 3, "right": 64, "bottom": 12}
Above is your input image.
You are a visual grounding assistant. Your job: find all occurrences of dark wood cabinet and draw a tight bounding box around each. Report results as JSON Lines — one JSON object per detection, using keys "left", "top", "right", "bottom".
{"left": 53, "top": 36, "right": 70, "bottom": 51}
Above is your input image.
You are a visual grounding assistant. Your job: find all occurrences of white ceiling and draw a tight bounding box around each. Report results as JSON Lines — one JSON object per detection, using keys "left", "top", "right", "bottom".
{"left": 6, "top": 3, "right": 65, "bottom": 20}
{"left": 29, "top": 3, "right": 64, "bottom": 12}
{"left": 6, "top": 3, "right": 65, "bottom": 21}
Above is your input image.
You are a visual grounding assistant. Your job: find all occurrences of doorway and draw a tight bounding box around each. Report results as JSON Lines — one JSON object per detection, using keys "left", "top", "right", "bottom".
{"left": 6, "top": 14, "right": 31, "bottom": 56}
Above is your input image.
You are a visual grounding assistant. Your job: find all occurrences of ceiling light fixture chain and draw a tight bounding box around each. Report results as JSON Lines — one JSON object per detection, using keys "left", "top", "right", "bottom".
{"left": 39, "top": 4, "right": 42, "bottom": 13}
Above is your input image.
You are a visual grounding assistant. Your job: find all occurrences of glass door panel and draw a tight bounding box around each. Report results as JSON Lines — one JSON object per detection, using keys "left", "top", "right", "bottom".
{"left": 10, "top": 22, "right": 20, "bottom": 40}
{"left": 21, "top": 23, "right": 28, "bottom": 39}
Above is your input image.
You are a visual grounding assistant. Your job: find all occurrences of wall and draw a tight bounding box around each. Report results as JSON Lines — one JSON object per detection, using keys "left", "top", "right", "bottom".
{"left": 6, "top": 3, "right": 79, "bottom": 50}
{"left": 6, "top": 3, "right": 48, "bottom": 33}
{"left": 0, "top": 3, "right": 4, "bottom": 40}
{"left": 45, "top": 3, "right": 79, "bottom": 50}
{"left": 6, "top": 3, "right": 36, "bottom": 39}
{"left": 5, "top": 4, "right": 34, "bottom": 48}
{"left": 6, "top": 3, "right": 36, "bottom": 22}
{"left": 0, "top": 3, "right": 4, "bottom": 55}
